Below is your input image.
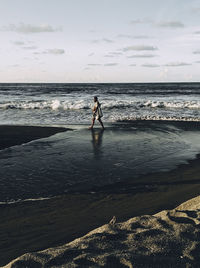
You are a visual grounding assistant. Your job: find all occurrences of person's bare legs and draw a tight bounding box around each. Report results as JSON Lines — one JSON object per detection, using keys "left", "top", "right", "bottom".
{"left": 98, "top": 118, "right": 105, "bottom": 129}
{"left": 89, "top": 117, "right": 95, "bottom": 129}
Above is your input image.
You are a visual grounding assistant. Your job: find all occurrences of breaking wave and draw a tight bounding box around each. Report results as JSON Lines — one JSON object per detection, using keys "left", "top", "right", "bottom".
{"left": 116, "top": 115, "right": 200, "bottom": 122}
{"left": 0, "top": 99, "right": 89, "bottom": 110}
{"left": 1, "top": 99, "right": 200, "bottom": 111}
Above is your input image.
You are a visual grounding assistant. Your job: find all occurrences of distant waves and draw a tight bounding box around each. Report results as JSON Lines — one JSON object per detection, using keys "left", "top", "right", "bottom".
{"left": 0, "top": 83, "right": 200, "bottom": 125}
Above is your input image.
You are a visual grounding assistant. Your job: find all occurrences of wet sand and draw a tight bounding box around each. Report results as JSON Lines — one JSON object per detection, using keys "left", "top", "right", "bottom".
{"left": 1, "top": 123, "right": 200, "bottom": 266}
{"left": 0, "top": 125, "right": 68, "bottom": 150}
{"left": 1, "top": 154, "right": 200, "bottom": 266}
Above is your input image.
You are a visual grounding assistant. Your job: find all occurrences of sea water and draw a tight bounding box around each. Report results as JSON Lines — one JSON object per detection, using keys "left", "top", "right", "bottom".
{"left": 0, "top": 83, "right": 200, "bottom": 125}
{"left": 0, "top": 83, "right": 200, "bottom": 202}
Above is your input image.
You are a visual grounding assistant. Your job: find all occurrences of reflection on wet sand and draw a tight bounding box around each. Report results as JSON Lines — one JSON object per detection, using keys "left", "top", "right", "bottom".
{"left": 91, "top": 129, "right": 104, "bottom": 159}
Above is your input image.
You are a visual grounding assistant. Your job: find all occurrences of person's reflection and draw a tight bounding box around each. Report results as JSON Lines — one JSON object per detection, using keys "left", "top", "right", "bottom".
{"left": 91, "top": 129, "right": 104, "bottom": 159}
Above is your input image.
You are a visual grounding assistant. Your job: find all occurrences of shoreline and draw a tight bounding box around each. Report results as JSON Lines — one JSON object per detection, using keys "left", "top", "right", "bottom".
{"left": 1, "top": 152, "right": 200, "bottom": 265}
{"left": 5, "top": 194, "right": 200, "bottom": 267}
{"left": 0, "top": 122, "right": 200, "bottom": 265}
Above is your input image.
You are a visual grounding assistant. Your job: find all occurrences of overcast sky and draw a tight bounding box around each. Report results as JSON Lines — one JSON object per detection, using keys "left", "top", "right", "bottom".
{"left": 0, "top": 0, "right": 200, "bottom": 82}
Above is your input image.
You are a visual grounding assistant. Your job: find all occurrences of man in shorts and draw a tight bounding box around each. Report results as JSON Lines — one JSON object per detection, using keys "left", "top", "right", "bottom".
{"left": 89, "top": 96, "right": 105, "bottom": 129}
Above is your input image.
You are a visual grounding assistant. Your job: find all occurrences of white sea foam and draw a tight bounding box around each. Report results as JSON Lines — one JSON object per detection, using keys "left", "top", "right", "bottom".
{"left": 0, "top": 99, "right": 200, "bottom": 110}
{"left": 115, "top": 115, "right": 200, "bottom": 122}
{"left": 140, "top": 100, "right": 200, "bottom": 109}
{"left": 0, "top": 99, "right": 90, "bottom": 110}
{"left": 0, "top": 197, "right": 51, "bottom": 205}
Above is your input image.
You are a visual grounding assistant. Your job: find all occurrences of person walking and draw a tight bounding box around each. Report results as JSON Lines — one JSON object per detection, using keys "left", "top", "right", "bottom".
{"left": 89, "top": 96, "right": 105, "bottom": 129}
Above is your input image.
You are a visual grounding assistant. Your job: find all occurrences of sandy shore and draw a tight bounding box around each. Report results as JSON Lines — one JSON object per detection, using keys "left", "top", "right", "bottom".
{"left": 1, "top": 154, "right": 200, "bottom": 266}
{"left": 0, "top": 125, "right": 68, "bottom": 150}
{"left": 1, "top": 123, "right": 200, "bottom": 266}
{"left": 4, "top": 194, "right": 200, "bottom": 267}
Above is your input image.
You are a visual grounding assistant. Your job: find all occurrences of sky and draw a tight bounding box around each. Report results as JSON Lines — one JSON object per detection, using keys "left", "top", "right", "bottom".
{"left": 0, "top": 0, "right": 200, "bottom": 83}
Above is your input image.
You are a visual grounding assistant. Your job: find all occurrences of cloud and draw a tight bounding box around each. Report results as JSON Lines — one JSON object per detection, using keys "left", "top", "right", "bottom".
{"left": 104, "top": 52, "right": 123, "bottom": 58}
{"left": 131, "top": 19, "right": 145, "bottom": 24}
{"left": 43, "top": 49, "right": 65, "bottom": 55}
{"left": 129, "top": 64, "right": 137, "bottom": 66}
{"left": 194, "top": 31, "right": 200, "bottom": 34}
{"left": 142, "top": 64, "right": 160, "bottom": 68}
{"left": 92, "top": 38, "right": 114, "bottom": 43}
{"left": 88, "top": 64, "right": 101, "bottom": 66}
{"left": 88, "top": 53, "right": 94, "bottom": 57}
{"left": 133, "top": 35, "right": 152, "bottom": 39}
{"left": 1, "top": 23, "right": 62, "bottom": 34}
{"left": 104, "top": 55, "right": 115, "bottom": 58}
{"left": 193, "top": 50, "right": 200, "bottom": 54}
{"left": 123, "top": 45, "right": 158, "bottom": 52}
{"left": 104, "top": 63, "right": 118, "bottom": 66}
{"left": 109, "top": 52, "right": 123, "bottom": 55}
{"left": 23, "top": 57, "right": 31, "bottom": 60}
{"left": 9, "top": 64, "right": 20, "bottom": 68}
{"left": 195, "top": 61, "right": 200, "bottom": 63}
{"left": 12, "top": 41, "right": 25, "bottom": 46}
{"left": 156, "top": 21, "right": 184, "bottom": 28}
{"left": 164, "top": 62, "right": 192, "bottom": 67}
{"left": 103, "top": 38, "right": 113, "bottom": 43}
{"left": 117, "top": 34, "right": 152, "bottom": 39}
{"left": 130, "top": 18, "right": 185, "bottom": 29}
{"left": 127, "top": 54, "right": 157, "bottom": 58}
{"left": 117, "top": 34, "right": 133, "bottom": 38}
{"left": 22, "top": 46, "right": 37, "bottom": 50}
{"left": 130, "top": 18, "right": 153, "bottom": 25}
{"left": 89, "top": 29, "right": 99, "bottom": 33}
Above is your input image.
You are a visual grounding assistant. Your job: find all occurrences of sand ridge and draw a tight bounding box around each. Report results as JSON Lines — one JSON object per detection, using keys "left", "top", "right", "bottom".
{"left": 4, "top": 195, "right": 200, "bottom": 268}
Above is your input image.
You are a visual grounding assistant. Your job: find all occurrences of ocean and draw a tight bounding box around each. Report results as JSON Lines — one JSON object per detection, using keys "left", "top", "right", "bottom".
{"left": 0, "top": 83, "right": 200, "bottom": 125}
{"left": 0, "top": 83, "right": 200, "bottom": 203}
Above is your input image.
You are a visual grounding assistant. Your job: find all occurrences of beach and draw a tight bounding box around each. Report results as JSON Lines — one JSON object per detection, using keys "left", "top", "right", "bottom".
{"left": 5, "top": 195, "right": 200, "bottom": 267}
{"left": 1, "top": 123, "right": 200, "bottom": 266}
{"left": 1, "top": 0, "right": 200, "bottom": 265}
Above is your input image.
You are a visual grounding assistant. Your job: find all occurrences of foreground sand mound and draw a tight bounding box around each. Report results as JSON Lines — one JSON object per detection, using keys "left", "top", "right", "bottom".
{"left": 4, "top": 196, "right": 200, "bottom": 268}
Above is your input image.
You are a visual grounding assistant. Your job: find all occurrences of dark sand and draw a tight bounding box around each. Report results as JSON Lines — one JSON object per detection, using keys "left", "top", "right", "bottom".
{"left": 1, "top": 124, "right": 200, "bottom": 265}
{"left": 0, "top": 125, "right": 68, "bottom": 150}
{"left": 1, "top": 157, "right": 200, "bottom": 265}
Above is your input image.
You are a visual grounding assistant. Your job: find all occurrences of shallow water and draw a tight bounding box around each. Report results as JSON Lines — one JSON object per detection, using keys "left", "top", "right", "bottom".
{"left": 1, "top": 121, "right": 200, "bottom": 202}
